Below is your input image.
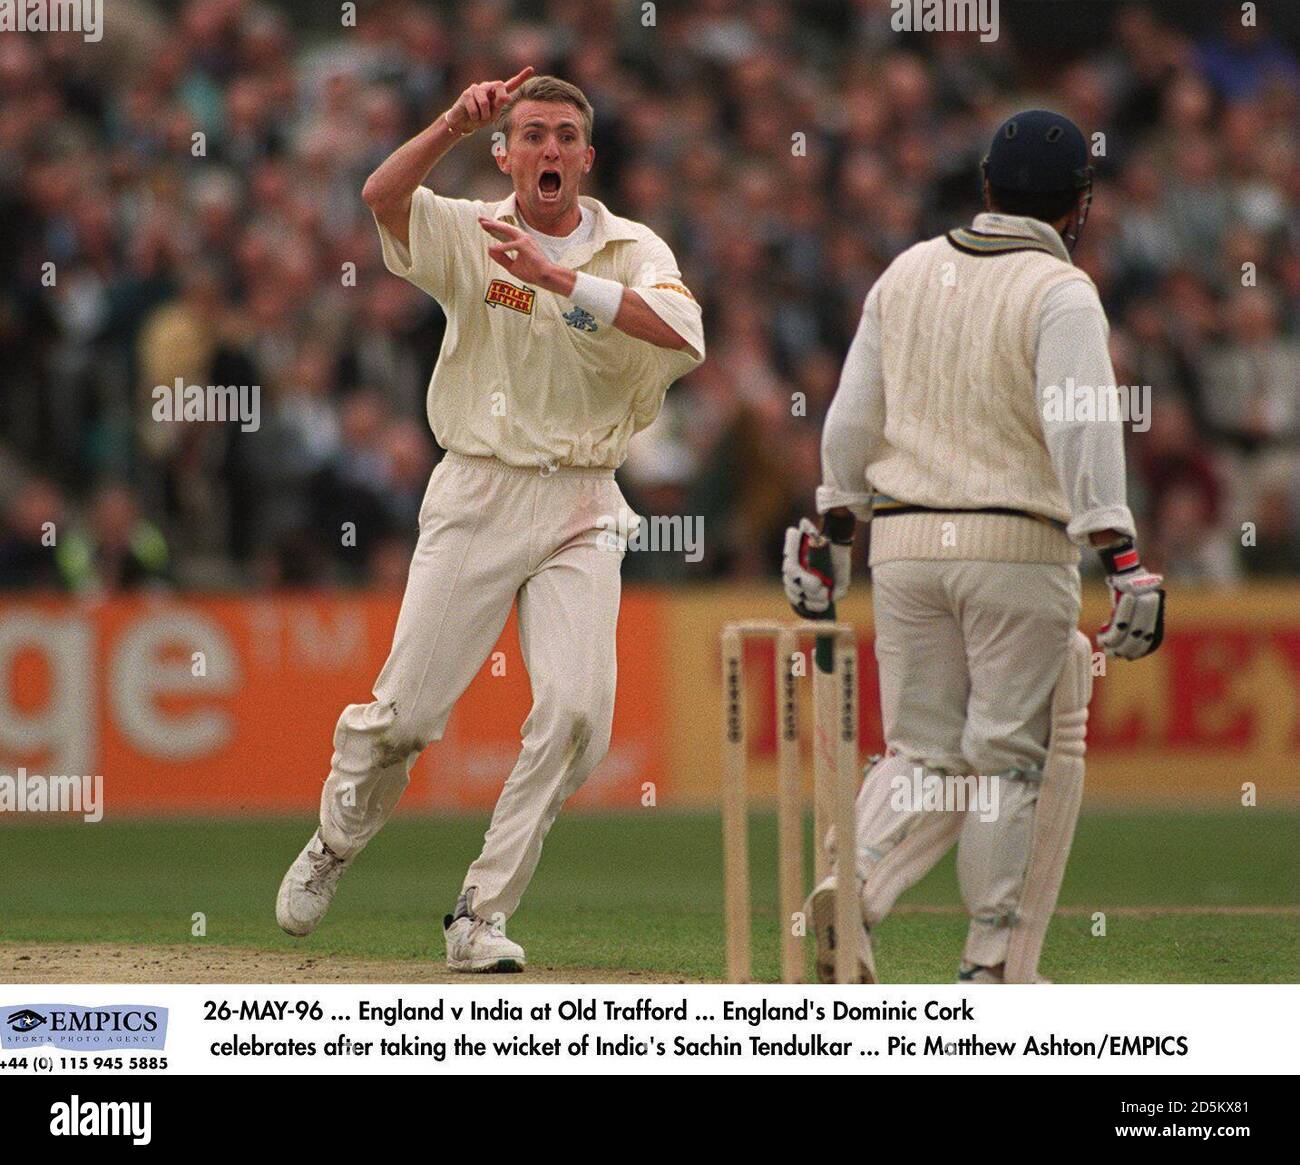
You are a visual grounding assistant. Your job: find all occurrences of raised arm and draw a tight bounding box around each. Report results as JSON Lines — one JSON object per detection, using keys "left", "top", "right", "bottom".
{"left": 362, "top": 67, "right": 534, "bottom": 247}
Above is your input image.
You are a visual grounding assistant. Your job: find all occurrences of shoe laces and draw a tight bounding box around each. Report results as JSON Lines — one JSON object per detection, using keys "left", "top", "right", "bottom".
{"left": 305, "top": 843, "right": 345, "bottom": 894}
{"left": 471, "top": 916, "right": 506, "bottom": 940}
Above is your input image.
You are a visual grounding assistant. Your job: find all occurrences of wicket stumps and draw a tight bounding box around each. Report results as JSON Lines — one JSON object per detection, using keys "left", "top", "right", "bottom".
{"left": 720, "top": 620, "right": 861, "bottom": 983}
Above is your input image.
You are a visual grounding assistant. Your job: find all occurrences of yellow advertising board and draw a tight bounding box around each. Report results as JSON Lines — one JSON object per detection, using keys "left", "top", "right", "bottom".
{"left": 663, "top": 585, "right": 1300, "bottom": 808}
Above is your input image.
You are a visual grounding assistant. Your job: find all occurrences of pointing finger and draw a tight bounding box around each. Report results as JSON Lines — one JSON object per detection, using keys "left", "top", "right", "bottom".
{"left": 503, "top": 65, "right": 535, "bottom": 93}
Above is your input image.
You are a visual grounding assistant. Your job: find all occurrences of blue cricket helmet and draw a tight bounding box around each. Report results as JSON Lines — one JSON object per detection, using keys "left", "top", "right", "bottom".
{"left": 981, "top": 109, "right": 1094, "bottom": 250}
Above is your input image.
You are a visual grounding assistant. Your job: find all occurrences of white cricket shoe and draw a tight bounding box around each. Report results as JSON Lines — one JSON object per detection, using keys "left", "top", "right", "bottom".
{"left": 443, "top": 913, "right": 526, "bottom": 973}
{"left": 807, "top": 875, "right": 876, "bottom": 983}
{"left": 276, "top": 830, "right": 350, "bottom": 937}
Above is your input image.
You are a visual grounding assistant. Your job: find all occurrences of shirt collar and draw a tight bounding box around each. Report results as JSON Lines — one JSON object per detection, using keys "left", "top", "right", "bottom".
{"left": 971, "top": 212, "right": 1072, "bottom": 264}
{"left": 489, "top": 193, "right": 639, "bottom": 264}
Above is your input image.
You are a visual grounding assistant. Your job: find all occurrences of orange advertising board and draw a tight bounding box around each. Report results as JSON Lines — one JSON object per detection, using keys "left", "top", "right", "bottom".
{"left": 0, "top": 591, "right": 664, "bottom": 815}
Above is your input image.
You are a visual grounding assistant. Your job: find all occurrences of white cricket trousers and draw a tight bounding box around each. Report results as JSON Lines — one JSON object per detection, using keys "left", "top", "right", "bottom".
{"left": 318, "top": 452, "right": 627, "bottom": 921}
{"left": 855, "top": 559, "right": 1081, "bottom": 969}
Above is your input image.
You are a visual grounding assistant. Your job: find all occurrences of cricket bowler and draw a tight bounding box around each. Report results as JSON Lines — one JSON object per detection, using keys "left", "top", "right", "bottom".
{"left": 276, "top": 69, "right": 704, "bottom": 971}
{"left": 783, "top": 110, "right": 1166, "bottom": 983}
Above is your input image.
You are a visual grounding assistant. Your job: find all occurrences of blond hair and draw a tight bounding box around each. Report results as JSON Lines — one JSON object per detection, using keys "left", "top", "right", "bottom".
{"left": 497, "top": 75, "right": 594, "bottom": 145}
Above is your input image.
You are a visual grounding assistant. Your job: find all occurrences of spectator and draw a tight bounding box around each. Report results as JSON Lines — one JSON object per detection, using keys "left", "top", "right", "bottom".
{"left": 1199, "top": 286, "right": 1300, "bottom": 454}
{"left": 59, "top": 481, "right": 170, "bottom": 593}
{"left": 0, "top": 0, "right": 1294, "bottom": 590}
{"left": 0, "top": 480, "right": 69, "bottom": 590}
{"left": 1240, "top": 470, "right": 1300, "bottom": 577}
{"left": 1133, "top": 398, "right": 1232, "bottom": 575}
{"left": 1196, "top": 9, "right": 1299, "bottom": 102}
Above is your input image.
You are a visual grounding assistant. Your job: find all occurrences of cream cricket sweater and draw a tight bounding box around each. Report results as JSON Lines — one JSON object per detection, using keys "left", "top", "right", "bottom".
{"left": 818, "top": 213, "right": 1136, "bottom": 566}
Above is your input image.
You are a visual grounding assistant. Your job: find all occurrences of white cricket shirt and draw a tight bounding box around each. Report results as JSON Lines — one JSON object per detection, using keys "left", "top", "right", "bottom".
{"left": 376, "top": 189, "right": 704, "bottom": 469}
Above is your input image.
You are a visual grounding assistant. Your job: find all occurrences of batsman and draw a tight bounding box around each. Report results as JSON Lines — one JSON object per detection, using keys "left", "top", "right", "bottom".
{"left": 783, "top": 111, "right": 1166, "bottom": 983}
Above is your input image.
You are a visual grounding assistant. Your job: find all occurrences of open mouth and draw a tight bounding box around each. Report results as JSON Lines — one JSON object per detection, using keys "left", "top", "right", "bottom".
{"left": 538, "top": 169, "right": 562, "bottom": 201}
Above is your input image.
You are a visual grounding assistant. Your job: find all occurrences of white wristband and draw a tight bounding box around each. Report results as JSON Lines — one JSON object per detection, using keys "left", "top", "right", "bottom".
{"left": 570, "top": 272, "right": 624, "bottom": 326}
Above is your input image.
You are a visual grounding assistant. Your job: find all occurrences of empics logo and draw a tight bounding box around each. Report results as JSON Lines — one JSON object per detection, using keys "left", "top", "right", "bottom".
{"left": 485, "top": 279, "right": 536, "bottom": 315}
{"left": 50, "top": 1096, "right": 152, "bottom": 1147}
{"left": 1, "top": 1004, "right": 168, "bottom": 1050}
{"left": 6, "top": 1008, "right": 45, "bottom": 1033}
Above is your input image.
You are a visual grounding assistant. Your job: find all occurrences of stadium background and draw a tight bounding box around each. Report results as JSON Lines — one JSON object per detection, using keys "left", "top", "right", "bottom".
{"left": 0, "top": 0, "right": 1297, "bottom": 815}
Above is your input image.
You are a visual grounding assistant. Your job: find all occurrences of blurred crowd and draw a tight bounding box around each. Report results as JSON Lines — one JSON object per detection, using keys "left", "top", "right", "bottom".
{"left": 0, "top": 0, "right": 1297, "bottom": 592}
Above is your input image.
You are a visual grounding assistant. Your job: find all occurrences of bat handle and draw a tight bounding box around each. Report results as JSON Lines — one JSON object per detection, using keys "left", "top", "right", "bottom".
{"left": 807, "top": 538, "right": 837, "bottom": 674}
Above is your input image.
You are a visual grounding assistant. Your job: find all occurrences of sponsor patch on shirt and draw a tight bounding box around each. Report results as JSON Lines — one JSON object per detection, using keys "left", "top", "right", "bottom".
{"left": 485, "top": 279, "right": 536, "bottom": 314}
{"left": 563, "top": 306, "right": 598, "bottom": 332}
{"left": 652, "top": 282, "right": 695, "bottom": 301}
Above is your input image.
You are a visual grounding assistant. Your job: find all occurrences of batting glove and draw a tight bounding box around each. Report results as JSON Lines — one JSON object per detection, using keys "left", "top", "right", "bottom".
{"left": 1096, "top": 539, "right": 1166, "bottom": 660}
{"left": 782, "top": 517, "right": 852, "bottom": 617}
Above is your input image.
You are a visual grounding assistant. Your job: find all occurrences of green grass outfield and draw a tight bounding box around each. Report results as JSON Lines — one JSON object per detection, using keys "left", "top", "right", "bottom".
{"left": 0, "top": 810, "right": 1296, "bottom": 982}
